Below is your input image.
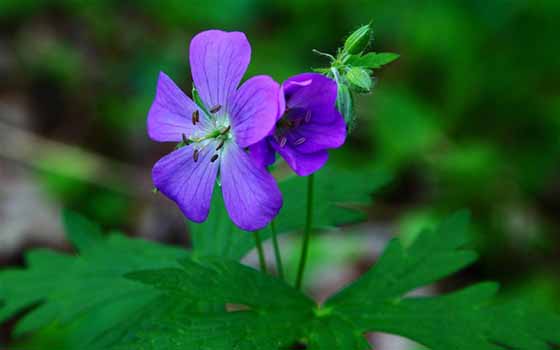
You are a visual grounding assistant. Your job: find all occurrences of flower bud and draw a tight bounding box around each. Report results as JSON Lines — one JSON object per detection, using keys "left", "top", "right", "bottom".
{"left": 343, "top": 24, "right": 372, "bottom": 55}
{"left": 345, "top": 67, "right": 373, "bottom": 92}
{"left": 336, "top": 83, "right": 355, "bottom": 130}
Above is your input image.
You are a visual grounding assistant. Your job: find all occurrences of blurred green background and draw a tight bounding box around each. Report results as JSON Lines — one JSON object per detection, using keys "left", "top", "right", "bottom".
{"left": 1, "top": 0, "right": 559, "bottom": 347}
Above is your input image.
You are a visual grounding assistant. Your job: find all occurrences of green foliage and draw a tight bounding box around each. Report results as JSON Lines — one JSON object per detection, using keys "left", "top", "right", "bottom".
{"left": 0, "top": 212, "right": 186, "bottom": 349}
{"left": 189, "top": 164, "right": 389, "bottom": 260}
{"left": 346, "top": 52, "right": 400, "bottom": 69}
{"left": 116, "top": 211, "right": 560, "bottom": 349}
{"left": 189, "top": 191, "right": 257, "bottom": 260}
{"left": 265, "top": 165, "right": 390, "bottom": 235}
{"left": 3, "top": 211, "right": 557, "bottom": 349}
{"left": 343, "top": 24, "right": 373, "bottom": 55}
{"left": 345, "top": 67, "right": 373, "bottom": 92}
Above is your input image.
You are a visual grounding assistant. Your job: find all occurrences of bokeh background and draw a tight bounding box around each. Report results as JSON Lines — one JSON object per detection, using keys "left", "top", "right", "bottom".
{"left": 1, "top": 1, "right": 559, "bottom": 348}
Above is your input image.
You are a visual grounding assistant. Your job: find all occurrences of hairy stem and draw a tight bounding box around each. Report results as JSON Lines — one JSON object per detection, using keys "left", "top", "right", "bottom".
{"left": 254, "top": 230, "right": 267, "bottom": 273}
{"left": 295, "top": 174, "right": 315, "bottom": 290}
{"left": 270, "top": 220, "right": 285, "bottom": 281}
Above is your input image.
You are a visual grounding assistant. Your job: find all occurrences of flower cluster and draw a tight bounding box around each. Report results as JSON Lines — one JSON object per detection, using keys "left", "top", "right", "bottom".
{"left": 148, "top": 30, "right": 346, "bottom": 230}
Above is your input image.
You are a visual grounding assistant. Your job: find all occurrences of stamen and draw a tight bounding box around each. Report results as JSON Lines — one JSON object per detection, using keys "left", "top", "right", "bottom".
{"left": 193, "top": 149, "right": 199, "bottom": 162}
{"left": 304, "top": 110, "right": 312, "bottom": 123}
{"left": 294, "top": 137, "right": 306, "bottom": 145}
{"left": 192, "top": 110, "right": 200, "bottom": 125}
{"left": 220, "top": 125, "right": 231, "bottom": 135}
{"left": 216, "top": 140, "right": 225, "bottom": 151}
{"left": 279, "top": 136, "right": 287, "bottom": 148}
{"left": 210, "top": 104, "right": 222, "bottom": 114}
{"left": 182, "top": 133, "right": 189, "bottom": 144}
{"left": 211, "top": 154, "right": 219, "bottom": 162}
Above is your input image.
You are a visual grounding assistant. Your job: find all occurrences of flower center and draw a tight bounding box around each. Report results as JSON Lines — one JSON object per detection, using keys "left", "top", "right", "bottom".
{"left": 180, "top": 104, "right": 233, "bottom": 163}
{"left": 274, "top": 108, "right": 311, "bottom": 148}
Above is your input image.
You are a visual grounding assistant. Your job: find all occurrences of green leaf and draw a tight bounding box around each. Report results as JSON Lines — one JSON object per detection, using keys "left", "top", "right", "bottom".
{"left": 0, "top": 214, "right": 187, "bottom": 349}
{"left": 120, "top": 257, "right": 316, "bottom": 349}
{"left": 267, "top": 165, "right": 390, "bottom": 235}
{"left": 325, "top": 211, "right": 560, "bottom": 350}
{"left": 189, "top": 191, "right": 258, "bottom": 260}
{"left": 345, "top": 67, "right": 373, "bottom": 92}
{"left": 62, "top": 209, "right": 104, "bottom": 252}
{"left": 346, "top": 52, "right": 400, "bottom": 69}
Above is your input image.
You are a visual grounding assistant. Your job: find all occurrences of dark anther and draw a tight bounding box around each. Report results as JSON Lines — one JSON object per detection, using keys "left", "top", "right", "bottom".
{"left": 294, "top": 137, "right": 306, "bottom": 145}
{"left": 193, "top": 149, "right": 199, "bottom": 162}
{"left": 182, "top": 133, "right": 189, "bottom": 144}
{"left": 192, "top": 110, "right": 200, "bottom": 125}
{"left": 279, "top": 136, "right": 288, "bottom": 148}
{"left": 220, "top": 125, "right": 231, "bottom": 135}
{"left": 304, "top": 110, "right": 311, "bottom": 123}
{"left": 211, "top": 154, "right": 219, "bottom": 162}
{"left": 216, "top": 140, "right": 225, "bottom": 151}
{"left": 210, "top": 104, "right": 222, "bottom": 113}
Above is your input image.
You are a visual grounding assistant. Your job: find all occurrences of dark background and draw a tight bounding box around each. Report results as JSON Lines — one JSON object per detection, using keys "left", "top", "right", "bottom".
{"left": 1, "top": 1, "right": 559, "bottom": 348}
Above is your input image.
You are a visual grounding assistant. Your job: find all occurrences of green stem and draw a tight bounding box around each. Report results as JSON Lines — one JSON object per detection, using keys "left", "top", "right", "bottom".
{"left": 254, "top": 230, "right": 267, "bottom": 273}
{"left": 270, "top": 220, "right": 285, "bottom": 281}
{"left": 295, "top": 174, "right": 315, "bottom": 290}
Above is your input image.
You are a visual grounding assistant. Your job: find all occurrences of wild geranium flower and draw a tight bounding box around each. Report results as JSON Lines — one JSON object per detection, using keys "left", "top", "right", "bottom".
{"left": 251, "top": 73, "right": 346, "bottom": 176}
{"left": 148, "top": 30, "right": 283, "bottom": 231}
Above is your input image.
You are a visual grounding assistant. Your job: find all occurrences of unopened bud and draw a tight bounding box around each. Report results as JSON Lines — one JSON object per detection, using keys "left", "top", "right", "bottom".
{"left": 343, "top": 24, "right": 372, "bottom": 55}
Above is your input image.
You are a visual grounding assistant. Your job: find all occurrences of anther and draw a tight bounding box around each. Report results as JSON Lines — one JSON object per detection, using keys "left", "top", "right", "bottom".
{"left": 182, "top": 133, "right": 189, "bottom": 144}
{"left": 279, "top": 136, "right": 287, "bottom": 148}
{"left": 192, "top": 110, "right": 200, "bottom": 125}
{"left": 216, "top": 140, "right": 225, "bottom": 151}
{"left": 304, "top": 110, "right": 312, "bottom": 123}
{"left": 211, "top": 154, "right": 219, "bottom": 162}
{"left": 210, "top": 104, "right": 222, "bottom": 114}
{"left": 294, "top": 137, "right": 306, "bottom": 145}
{"left": 220, "top": 125, "right": 231, "bottom": 135}
{"left": 193, "top": 149, "right": 199, "bottom": 162}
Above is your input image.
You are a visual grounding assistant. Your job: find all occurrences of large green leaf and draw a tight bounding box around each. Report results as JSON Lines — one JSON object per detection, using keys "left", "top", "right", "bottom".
{"left": 2, "top": 212, "right": 559, "bottom": 350}
{"left": 0, "top": 212, "right": 187, "bottom": 349}
{"left": 325, "top": 212, "right": 560, "bottom": 350}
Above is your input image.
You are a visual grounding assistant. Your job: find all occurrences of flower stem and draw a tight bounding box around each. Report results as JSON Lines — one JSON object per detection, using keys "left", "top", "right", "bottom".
{"left": 295, "top": 174, "right": 315, "bottom": 290}
{"left": 270, "top": 220, "right": 285, "bottom": 281}
{"left": 254, "top": 230, "right": 267, "bottom": 273}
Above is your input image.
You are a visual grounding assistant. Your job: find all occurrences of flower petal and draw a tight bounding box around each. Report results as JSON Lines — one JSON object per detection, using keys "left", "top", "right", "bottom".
{"left": 220, "top": 143, "right": 282, "bottom": 230}
{"left": 249, "top": 139, "right": 276, "bottom": 168}
{"left": 286, "top": 108, "right": 346, "bottom": 154}
{"left": 152, "top": 144, "right": 219, "bottom": 222}
{"left": 228, "top": 75, "right": 280, "bottom": 147}
{"left": 283, "top": 73, "right": 339, "bottom": 124}
{"left": 189, "top": 30, "right": 251, "bottom": 110}
{"left": 147, "top": 72, "right": 206, "bottom": 142}
{"left": 271, "top": 141, "right": 329, "bottom": 176}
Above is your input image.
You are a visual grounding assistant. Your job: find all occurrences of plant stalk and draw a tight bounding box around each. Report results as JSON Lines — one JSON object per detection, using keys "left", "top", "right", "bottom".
{"left": 295, "top": 174, "right": 315, "bottom": 289}
{"left": 254, "top": 230, "right": 267, "bottom": 273}
{"left": 270, "top": 220, "right": 285, "bottom": 281}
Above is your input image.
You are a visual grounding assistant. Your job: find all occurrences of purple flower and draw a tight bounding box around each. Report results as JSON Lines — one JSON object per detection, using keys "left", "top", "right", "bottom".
{"left": 147, "top": 30, "right": 283, "bottom": 231}
{"left": 251, "top": 73, "right": 346, "bottom": 176}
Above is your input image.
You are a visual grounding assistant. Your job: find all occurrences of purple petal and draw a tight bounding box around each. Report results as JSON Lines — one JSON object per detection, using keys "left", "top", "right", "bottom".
{"left": 271, "top": 141, "right": 329, "bottom": 176}
{"left": 249, "top": 139, "right": 276, "bottom": 168}
{"left": 286, "top": 108, "right": 346, "bottom": 154}
{"left": 189, "top": 30, "right": 251, "bottom": 110}
{"left": 228, "top": 75, "right": 280, "bottom": 147}
{"left": 152, "top": 144, "right": 219, "bottom": 222}
{"left": 220, "top": 143, "right": 282, "bottom": 230}
{"left": 147, "top": 72, "right": 206, "bottom": 142}
{"left": 283, "top": 73, "right": 339, "bottom": 124}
